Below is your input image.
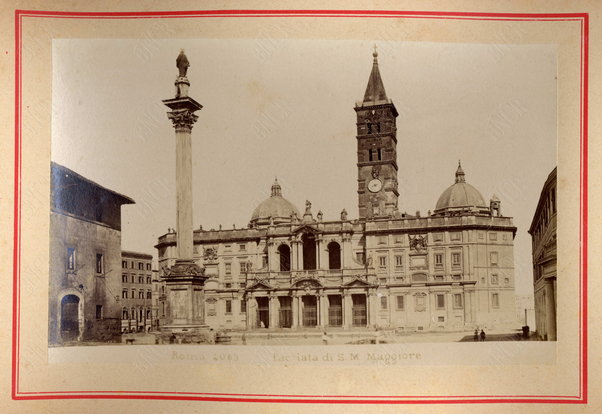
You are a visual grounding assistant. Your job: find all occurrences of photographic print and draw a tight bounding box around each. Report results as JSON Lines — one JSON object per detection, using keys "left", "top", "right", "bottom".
{"left": 49, "top": 38, "right": 556, "bottom": 347}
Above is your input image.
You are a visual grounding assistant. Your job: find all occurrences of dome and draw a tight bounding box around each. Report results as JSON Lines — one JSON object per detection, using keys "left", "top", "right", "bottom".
{"left": 434, "top": 163, "right": 488, "bottom": 215}
{"left": 250, "top": 179, "right": 300, "bottom": 226}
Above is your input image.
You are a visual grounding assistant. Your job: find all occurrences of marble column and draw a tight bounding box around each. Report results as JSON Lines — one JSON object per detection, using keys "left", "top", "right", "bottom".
{"left": 343, "top": 293, "right": 352, "bottom": 328}
{"left": 320, "top": 293, "right": 329, "bottom": 327}
{"left": 292, "top": 294, "right": 299, "bottom": 328}
{"left": 270, "top": 294, "right": 280, "bottom": 329}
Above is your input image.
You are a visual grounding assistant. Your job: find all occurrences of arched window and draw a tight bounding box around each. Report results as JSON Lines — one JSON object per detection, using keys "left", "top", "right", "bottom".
{"left": 122, "top": 308, "right": 129, "bottom": 320}
{"left": 302, "top": 233, "right": 317, "bottom": 270}
{"left": 327, "top": 241, "right": 341, "bottom": 270}
{"left": 278, "top": 244, "right": 291, "bottom": 271}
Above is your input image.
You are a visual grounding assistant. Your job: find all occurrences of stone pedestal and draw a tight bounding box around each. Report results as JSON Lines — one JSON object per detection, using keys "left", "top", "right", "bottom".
{"left": 160, "top": 259, "right": 210, "bottom": 343}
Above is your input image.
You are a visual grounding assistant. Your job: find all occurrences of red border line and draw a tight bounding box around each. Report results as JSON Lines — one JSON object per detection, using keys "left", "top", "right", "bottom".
{"left": 12, "top": 9, "right": 588, "bottom": 405}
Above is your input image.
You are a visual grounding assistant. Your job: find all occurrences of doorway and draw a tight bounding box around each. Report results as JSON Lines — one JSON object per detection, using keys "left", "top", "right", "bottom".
{"left": 328, "top": 295, "right": 342, "bottom": 326}
{"left": 256, "top": 297, "right": 269, "bottom": 328}
{"left": 60, "top": 294, "right": 80, "bottom": 341}
{"left": 279, "top": 296, "right": 292, "bottom": 328}
{"left": 352, "top": 294, "right": 367, "bottom": 327}
{"left": 302, "top": 296, "right": 317, "bottom": 327}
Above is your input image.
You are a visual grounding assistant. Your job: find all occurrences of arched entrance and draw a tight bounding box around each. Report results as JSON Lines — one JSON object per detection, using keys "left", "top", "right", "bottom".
{"left": 60, "top": 294, "right": 81, "bottom": 341}
{"left": 327, "top": 241, "right": 341, "bottom": 269}
{"left": 278, "top": 244, "right": 291, "bottom": 271}
{"left": 302, "top": 233, "right": 316, "bottom": 270}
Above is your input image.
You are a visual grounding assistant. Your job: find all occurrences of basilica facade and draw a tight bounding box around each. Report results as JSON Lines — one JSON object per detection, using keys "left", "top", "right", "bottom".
{"left": 155, "top": 51, "right": 518, "bottom": 332}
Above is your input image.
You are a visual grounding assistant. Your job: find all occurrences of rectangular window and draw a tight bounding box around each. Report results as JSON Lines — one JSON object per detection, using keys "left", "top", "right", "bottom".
{"left": 131, "top": 289, "right": 135, "bottom": 298}
{"left": 491, "top": 274, "right": 499, "bottom": 285}
{"left": 492, "top": 293, "right": 500, "bottom": 308}
{"left": 95, "top": 305, "right": 103, "bottom": 320}
{"left": 147, "top": 291, "right": 152, "bottom": 299}
{"left": 67, "top": 248, "right": 76, "bottom": 270}
{"left": 146, "top": 277, "right": 151, "bottom": 284}
{"left": 225, "top": 262, "right": 232, "bottom": 275}
{"left": 131, "top": 261, "right": 134, "bottom": 269}
{"left": 131, "top": 275, "right": 135, "bottom": 283}
{"left": 490, "top": 252, "right": 499, "bottom": 265}
{"left": 239, "top": 244, "right": 246, "bottom": 251}
{"left": 489, "top": 232, "right": 498, "bottom": 241}
{"left": 378, "top": 256, "right": 387, "bottom": 268}
{"left": 438, "top": 316, "right": 445, "bottom": 322}
{"left": 451, "top": 252, "right": 461, "bottom": 266}
{"left": 380, "top": 296, "right": 388, "bottom": 310}
{"left": 240, "top": 261, "right": 249, "bottom": 273}
{"left": 434, "top": 253, "right": 443, "bottom": 267}
{"left": 139, "top": 291, "right": 144, "bottom": 299}
{"left": 396, "top": 295, "right": 405, "bottom": 310}
{"left": 122, "top": 274, "right": 128, "bottom": 283}
{"left": 95, "top": 253, "right": 104, "bottom": 274}
{"left": 240, "top": 299, "right": 246, "bottom": 313}
{"left": 225, "top": 300, "right": 232, "bottom": 314}
{"left": 139, "top": 276, "right": 144, "bottom": 284}
{"left": 356, "top": 252, "right": 365, "bottom": 264}
{"left": 146, "top": 263, "right": 151, "bottom": 271}
{"left": 225, "top": 283, "right": 232, "bottom": 289}
{"left": 395, "top": 255, "right": 403, "bottom": 268}
{"left": 224, "top": 244, "right": 232, "bottom": 251}
{"left": 122, "top": 260, "right": 127, "bottom": 268}
{"left": 436, "top": 294, "right": 445, "bottom": 309}
{"left": 453, "top": 293, "right": 463, "bottom": 308}
{"left": 122, "top": 290, "right": 128, "bottom": 299}
{"left": 138, "top": 263, "right": 143, "bottom": 270}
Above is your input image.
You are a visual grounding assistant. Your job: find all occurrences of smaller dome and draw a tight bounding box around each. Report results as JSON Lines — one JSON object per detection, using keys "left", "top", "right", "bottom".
{"left": 434, "top": 162, "right": 489, "bottom": 215}
{"left": 250, "top": 179, "right": 300, "bottom": 226}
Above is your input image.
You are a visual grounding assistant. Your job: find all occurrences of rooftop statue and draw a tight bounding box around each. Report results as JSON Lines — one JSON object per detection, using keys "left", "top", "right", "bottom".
{"left": 176, "top": 49, "right": 190, "bottom": 77}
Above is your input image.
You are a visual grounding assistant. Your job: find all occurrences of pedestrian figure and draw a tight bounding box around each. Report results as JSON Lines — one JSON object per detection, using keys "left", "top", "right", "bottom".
{"left": 322, "top": 331, "right": 329, "bottom": 346}
{"left": 473, "top": 329, "right": 479, "bottom": 342}
{"left": 480, "top": 329, "right": 486, "bottom": 342}
{"left": 242, "top": 331, "right": 247, "bottom": 345}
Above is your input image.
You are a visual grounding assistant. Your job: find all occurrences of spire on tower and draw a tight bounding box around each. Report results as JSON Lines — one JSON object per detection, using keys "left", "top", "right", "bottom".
{"left": 363, "top": 46, "right": 388, "bottom": 104}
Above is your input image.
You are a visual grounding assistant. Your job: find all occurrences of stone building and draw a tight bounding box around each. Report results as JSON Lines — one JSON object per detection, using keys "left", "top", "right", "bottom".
{"left": 528, "top": 167, "right": 557, "bottom": 340}
{"left": 120, "top": 251, "right": 154, "bottom": 332}
{"left": 156, "top": 51, "right": 518, "bottom": 332}
{"left": 49, "top": 162, "right": 134, "bottom": 344}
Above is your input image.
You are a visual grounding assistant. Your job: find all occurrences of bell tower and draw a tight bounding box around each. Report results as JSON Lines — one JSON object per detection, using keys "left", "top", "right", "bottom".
{"left": 355, "top": 48, "right": 399, "bottom": 220}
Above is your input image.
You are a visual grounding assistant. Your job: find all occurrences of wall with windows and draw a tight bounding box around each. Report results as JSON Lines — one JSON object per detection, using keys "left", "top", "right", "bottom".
{"left": 49, "top": 212, "right": 123, "bottom": 343}
{"left": 120, "top": 251, "right": 154, "bottom": 332}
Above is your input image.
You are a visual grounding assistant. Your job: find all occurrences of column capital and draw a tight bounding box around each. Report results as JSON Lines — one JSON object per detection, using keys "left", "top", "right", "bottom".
{"left": 167, "top": 109, "right": 199, "bottom": 133}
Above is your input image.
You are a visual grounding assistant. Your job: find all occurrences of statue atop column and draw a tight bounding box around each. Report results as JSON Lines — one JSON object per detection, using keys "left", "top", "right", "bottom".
{"left": 176, "top": 49, "right": 190, "bottom": 78}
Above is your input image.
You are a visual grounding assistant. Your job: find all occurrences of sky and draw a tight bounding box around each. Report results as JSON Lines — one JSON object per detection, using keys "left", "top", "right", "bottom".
{"left": 51, "top": 38, "right": 557, "bottom": 296}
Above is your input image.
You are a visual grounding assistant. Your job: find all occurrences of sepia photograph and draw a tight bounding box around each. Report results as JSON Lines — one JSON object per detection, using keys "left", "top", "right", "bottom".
{"left": 49, "top": 38, "right": 557, "bottom": 348}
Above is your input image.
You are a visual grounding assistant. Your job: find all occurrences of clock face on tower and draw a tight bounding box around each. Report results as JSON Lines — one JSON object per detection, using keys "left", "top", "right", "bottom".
{"left": 368, "top": 178, "right": 383, "bottom": 193}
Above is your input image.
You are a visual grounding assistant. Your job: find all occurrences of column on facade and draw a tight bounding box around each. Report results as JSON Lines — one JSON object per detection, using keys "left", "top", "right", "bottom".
{"left": 292, "top": 294, "right": 299, "bottom": 328}
{"left": 342, "top": 235, "right": 352, "bottom": 269}
{"left": 297, "top": 239, "right": 304, "bottom": 271}
{"left": 247, "top": 296, "right": 258, "bottom": 329}
{"left": 269, "top": 294, "right": 279, "bottom": 329}
{"left": 291, "top": 240, "right": 298, "bottom": 271}
{"left": 320, "top": 293, "right": 328, "bottom": 327}
{"left": 343, "top": 292, "right": 352, "bottom": 328}
{"left": 267, "top": 240, "right": 276, "bottom": 272}
{"left": 368, "top": 291, "right": 378, "bottom": 327}
{"left": 318, "top": 237, "right": 326, "bottom": 270}
{"left": 545, "top": 281, "right": 557, "bottom": 340}
{"left": 464, "top": 288, "right": 472, "bottom": 324}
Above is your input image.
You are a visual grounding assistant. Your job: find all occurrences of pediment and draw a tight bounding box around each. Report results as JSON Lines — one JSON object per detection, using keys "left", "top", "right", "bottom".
{"left": 292, "top": 278, "right": 323, "bottom": 288}
{"left": 292, "top": 224, "right": 320, "bottom": 235}
{"left": 248, "top": 281, "right": 272, "bottom": 290}
{"left": 343, "top": 277, "right": 371, "bottom": 287}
